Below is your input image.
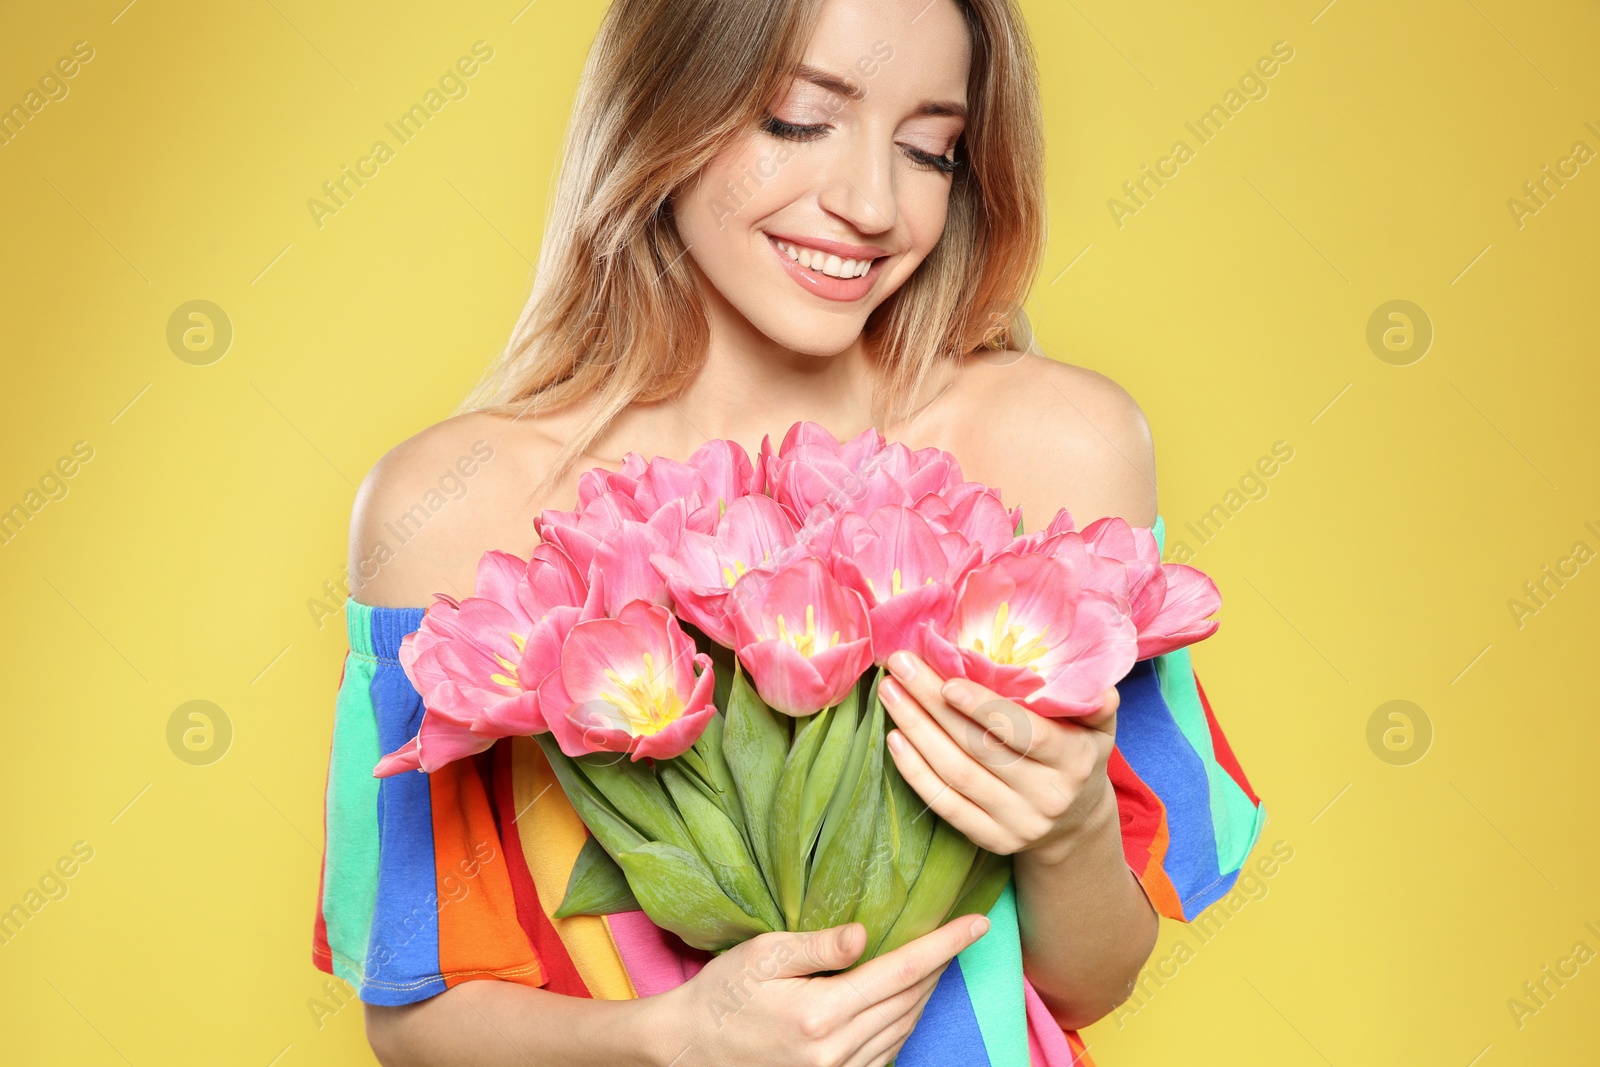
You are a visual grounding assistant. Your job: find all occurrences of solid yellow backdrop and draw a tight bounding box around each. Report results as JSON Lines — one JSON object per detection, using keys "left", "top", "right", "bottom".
{"left": 1, "top": 1, "right": 1596, "bottom": 1064}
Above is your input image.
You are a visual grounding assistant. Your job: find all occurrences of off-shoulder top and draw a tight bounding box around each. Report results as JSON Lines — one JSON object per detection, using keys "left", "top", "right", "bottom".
{"left": 310, "top": 516, "right": 1267, "bottom": 1066}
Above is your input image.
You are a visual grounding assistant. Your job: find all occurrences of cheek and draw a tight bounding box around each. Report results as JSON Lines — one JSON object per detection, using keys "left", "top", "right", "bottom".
{"left": 679, "top": 136, "right": 804, "bottom": 244}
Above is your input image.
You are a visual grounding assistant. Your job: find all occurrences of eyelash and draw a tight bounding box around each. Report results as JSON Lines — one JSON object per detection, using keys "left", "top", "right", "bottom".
{"left": 760, "top": 114, "right": 961, "bottom": 175}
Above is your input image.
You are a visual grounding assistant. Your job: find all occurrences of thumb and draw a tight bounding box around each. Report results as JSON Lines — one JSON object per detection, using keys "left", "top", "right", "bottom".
{"left": 768, "top": 922, "right": 866, "bottom": 979}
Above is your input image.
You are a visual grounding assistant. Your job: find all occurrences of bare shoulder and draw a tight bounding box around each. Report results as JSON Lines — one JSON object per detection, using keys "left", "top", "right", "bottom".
{"left": 347, "top": 410, "right": 566, "bottom": 608}
{"left": 943, "top": 351, "right": 1158, "bottom": 529}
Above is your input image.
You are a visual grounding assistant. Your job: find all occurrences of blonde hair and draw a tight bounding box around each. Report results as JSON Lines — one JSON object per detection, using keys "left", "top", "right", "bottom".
{"left": 459, "top": 0, "right": 1046, "bottom": 502}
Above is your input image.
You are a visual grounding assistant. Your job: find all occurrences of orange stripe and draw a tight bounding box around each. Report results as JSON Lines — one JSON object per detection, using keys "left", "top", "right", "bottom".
{"left": 1139, "top": 808, "right": 1185, "bottom": 920}
{"left": 429, "top": 755, "right": 546, "bottom": 989}
{"left": 509, "top": 737, "right": 637, "bottom": 1000}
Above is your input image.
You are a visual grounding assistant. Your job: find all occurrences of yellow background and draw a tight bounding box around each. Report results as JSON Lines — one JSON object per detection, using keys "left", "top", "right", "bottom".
{"left": 2, "top": 0, "right": 1596, "bottom": 1063}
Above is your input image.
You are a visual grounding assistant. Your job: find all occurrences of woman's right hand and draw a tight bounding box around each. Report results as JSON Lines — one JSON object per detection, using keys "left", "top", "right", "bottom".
{"left": 645, "top": 913, "right": 992, "bottom": 1067}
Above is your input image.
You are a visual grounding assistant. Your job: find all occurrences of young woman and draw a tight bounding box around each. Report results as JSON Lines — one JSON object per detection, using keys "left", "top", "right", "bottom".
{"left": 311, "top": 1, "right": 1265, "bottom": 1064}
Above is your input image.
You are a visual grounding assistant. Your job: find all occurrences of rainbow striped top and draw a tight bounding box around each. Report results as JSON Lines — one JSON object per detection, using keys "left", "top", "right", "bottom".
{"left": 311, "top": 516, "right": 1266, "bottom": 1065}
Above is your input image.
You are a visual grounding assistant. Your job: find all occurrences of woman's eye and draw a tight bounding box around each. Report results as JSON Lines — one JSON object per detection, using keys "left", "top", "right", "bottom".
{"left": 761, "top": 114, "right": 830, "bottom": 141}
{"left": 902, "top": 144, "right": 960, "bottom": 175}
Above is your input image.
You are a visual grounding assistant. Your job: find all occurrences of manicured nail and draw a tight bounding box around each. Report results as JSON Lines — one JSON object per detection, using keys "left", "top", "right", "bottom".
{"left": 889, "top": 651, "right": 917, "bottom": 679}
{"left": 943, "top": 681, "right": 973, "bottom": 708}
{"left": 887, "top": 730, "right": 905, "bottom": 754}
{"left": 881, "top": 678, "right": 902, "bottom": 704}
{"left": 969, "top": 917, "right": 990, "bottom": 938}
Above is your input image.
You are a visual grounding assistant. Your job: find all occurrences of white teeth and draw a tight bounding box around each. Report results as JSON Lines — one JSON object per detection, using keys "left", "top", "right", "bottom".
{"left": 775, "top": 238, "right": 877, "bottom": 280}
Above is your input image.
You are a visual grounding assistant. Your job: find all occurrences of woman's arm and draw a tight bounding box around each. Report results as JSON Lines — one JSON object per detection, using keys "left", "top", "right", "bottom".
{"left": 1010, "top": 739, "right": 1160, "bottom": 1031}
{"left": 365, "top": 984, "right": 666, "bottom": 1067}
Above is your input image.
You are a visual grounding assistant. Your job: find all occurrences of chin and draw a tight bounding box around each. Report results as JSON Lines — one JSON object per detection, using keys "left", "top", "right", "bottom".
{"left": 749, "top": 305, "right": 874, "bottom": 357}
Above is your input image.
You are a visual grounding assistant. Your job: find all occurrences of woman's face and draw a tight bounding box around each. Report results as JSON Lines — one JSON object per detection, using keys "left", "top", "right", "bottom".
{"left": 674, "top": 0, "right": 972, "bottom": 357}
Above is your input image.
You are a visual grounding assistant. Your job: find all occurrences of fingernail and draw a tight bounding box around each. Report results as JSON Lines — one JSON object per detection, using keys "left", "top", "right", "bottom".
{"left": 837, "top": 924, "right": 856, "bottom": 950}
{"left": 969, "top": 917, "right": 990, "bottom": 938}
{"left": 887, "top": 730, "right": 905, "bottom": 754}
{"left": 889, "top": 651, "right": 917, "bottom": 679}
{"left": 944, "top": 681, "right": 973, "bottom": 708}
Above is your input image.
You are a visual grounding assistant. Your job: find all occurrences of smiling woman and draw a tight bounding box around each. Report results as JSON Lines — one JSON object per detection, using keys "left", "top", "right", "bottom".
{"left": 313, "top": 1, "right": 1264, "bottom": 1065}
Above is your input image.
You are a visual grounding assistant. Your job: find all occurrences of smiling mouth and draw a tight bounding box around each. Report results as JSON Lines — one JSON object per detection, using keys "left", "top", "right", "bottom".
{"left": 768, "top": 238, "right": 883, "bottom": 279}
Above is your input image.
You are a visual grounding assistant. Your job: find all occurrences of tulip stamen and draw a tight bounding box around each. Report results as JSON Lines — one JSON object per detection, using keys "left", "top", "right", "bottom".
{"left": 774, "top": 603, "right": 839, "bottom": 658}
{"left": 972, "top": 600, "right": 1049, "bottom": 668}
{"left": 601, "top": 650, "right": 684, "bottom": 736}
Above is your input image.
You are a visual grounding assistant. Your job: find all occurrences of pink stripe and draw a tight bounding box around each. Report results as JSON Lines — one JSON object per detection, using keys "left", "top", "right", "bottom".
{"left": 1024, "top": 976, "right": 1083, "bottom": 1066}
{"left": 604, "top": 910, "right": 712, "bottom": 997}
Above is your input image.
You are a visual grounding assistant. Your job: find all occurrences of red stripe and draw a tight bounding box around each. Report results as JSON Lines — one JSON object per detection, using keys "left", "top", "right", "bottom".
{"left": 1106, "top": 745, "right": 1183, "bottom": 920}
{"left": 1195, "top": 671, "right": 1259, "bottom": 805}
{"left": 491, "top": 739, "right": 593, "bottom": 998}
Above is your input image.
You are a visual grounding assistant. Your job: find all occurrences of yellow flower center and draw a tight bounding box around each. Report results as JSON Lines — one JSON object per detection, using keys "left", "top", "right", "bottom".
{"left": 490, "top": 631, "right": 527, "bottom": 690}
{"left": 768, "top": 603, "right": 840, "bottom": 658}
{"left": 600, "top": 650, "right": 684, "bottom": 736}
{"left": 970, "top": 601, "right": 1048, "bottom": 668}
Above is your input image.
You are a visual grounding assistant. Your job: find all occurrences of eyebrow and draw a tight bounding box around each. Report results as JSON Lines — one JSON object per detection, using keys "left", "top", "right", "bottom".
{"left": 794, "top": 63, "right": 968, "bottom": 120}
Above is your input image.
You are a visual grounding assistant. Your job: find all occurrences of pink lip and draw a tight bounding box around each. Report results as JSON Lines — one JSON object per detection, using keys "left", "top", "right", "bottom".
{"left": 765, "top": 234, "right": 888, "bottom": 303}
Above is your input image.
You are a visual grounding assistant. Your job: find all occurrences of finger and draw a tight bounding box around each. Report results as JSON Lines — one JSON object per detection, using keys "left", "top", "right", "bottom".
{"left": 1074, "top": 685, "right": 1121, "bottom": 733}
{"left": 844, "top": 965, "right": 946, "bottom": 1067}
{"left": 833, "top": 959, "right": 947, "bottom": 1065}
{"left": 767, "top": 922, "right": 865, "bottom": 979}
{"left": 884, "top": 721, "right": 1014, "bottom": 852}
{"left": 886, "top": 653, "right": 1077, "bottom": 788}
{"left": 937, "top": 675, "right": 1072, "bottom": 769}
{"left": 819, "top": 913, "right": 989, "bottom": 1007}
{"left": 881, "top": 675, "right": 1014, "bottom": 809}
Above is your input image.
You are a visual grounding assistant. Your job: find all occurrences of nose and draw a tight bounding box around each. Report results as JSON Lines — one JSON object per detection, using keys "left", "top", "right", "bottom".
{"left": 814, "top": 127, "right": 900, "bottom": 242}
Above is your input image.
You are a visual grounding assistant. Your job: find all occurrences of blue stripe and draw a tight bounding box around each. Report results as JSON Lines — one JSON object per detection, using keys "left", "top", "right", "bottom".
{"left": 358, "top": 605, "right": 452, "bottom": 1005}
{"left": 1113, "top": 658, "right": 1223, "bottom": 916}
{"left": 899, "top": 957, "right": 992, "bottom": 1065}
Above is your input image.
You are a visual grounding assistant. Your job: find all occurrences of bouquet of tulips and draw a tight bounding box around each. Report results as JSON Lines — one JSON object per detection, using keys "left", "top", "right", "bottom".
{"left": 373, "top": 421, "right": 1220, "bottom": 962}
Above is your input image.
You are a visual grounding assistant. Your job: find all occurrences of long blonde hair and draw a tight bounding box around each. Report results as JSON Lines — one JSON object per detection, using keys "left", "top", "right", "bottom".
{"left": 459, "top": 0, "right": 1046, "bottom": 502}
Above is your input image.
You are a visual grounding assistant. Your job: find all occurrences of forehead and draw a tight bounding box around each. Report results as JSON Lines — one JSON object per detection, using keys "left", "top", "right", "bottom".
{"left": 798, "top": 0, "right": 972, "bottom": 105}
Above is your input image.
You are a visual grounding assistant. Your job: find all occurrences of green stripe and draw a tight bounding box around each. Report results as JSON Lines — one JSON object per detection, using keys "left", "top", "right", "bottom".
{"left": 957, "top": 876, "right": 1030, "bottom": 1067}
{"left": 1151, "top": 516, "right": 1261, "bottom": 878}
{"left": 321, "top": 601, "right": 384, "bottom": 989}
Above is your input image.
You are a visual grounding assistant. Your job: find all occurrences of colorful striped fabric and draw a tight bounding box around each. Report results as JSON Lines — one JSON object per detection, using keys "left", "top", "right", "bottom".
{"left": 311, "top": 515, "right": 1264, "bottom": 1065}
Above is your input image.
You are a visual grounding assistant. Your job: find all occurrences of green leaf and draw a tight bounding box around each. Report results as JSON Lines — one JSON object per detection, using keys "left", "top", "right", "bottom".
{"left": 801, "top": 678, "right": 886, "bottom": 931}
{"left": 534, "top": 734, "right": 647, "bottom": 858}
{"left": 800, "top": 682, "right": 861, "bottom": 875}
{"left": 692, "top": 710, "right": 746, "bottom": 837}
{"left": 723, "top": 660, "right": 789, "bottom": 892}
{"left": 942, "top": 848, "right": 1012, "bottom": 927}
{"left": 770, "top": 704, "right": 835, "bottom": 928}
{"left": 814, "top": 670, "right": 877, "bottom": 863}
{"left": 875, "top": 817, "right": 978, "bottom": 958}
{"left": 613, "top": 841, "right": 772, "bottom": 952}
{"left": 854, "top": 768, "right": 911, "bottom": 960}
{"left": 554, "top": 834, "right": 640, "bottom": 918}
{"left": 576, "top": 751, "right": 699, "bottom": 857}
{"left": 886, "top": 750, "right": 934, "bottom": 888}
{"left": 661, "top": 763, "right": 783, "bottom": 931}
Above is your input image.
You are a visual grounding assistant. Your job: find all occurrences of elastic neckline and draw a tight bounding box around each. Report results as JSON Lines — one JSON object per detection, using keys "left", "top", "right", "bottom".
{"left": 346, "top": 598, "right": 425, "bottom": 660}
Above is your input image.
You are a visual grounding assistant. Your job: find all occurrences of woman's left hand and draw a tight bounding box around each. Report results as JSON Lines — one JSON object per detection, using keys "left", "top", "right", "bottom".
{"left": 880, "top": 649, "right": 1120, "bottom": 865}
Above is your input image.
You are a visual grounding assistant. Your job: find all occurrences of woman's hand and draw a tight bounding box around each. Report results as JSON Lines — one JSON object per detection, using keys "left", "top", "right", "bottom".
{"left": 646, "top": 913, "right": 991, "bottom": 1067}
{"left": 879, "top": 650, "right": 1119, "bottom": 866}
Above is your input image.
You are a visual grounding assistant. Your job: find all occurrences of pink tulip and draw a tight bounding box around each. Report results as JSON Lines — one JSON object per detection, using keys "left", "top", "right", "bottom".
{"left": 649, "top": 493, "right": 802, "bottom": 647}
{"left": 727, "top": 555, "right": 874, "bottom": 715}
{"left": 574, "top": 438, "right": 762, "bottom": 528}
{"left": 827, "top": 503, "right": 984, "bottom": 665}
{"left": 912, "top": 551, "right": 1138, "bottom": 718}
{"left": 538, "top": 600, "right": 717, "bottom": 761}
{"left": 1079, "top": 516, "right": 1221, "bottom": 659}
{"left": 374, "top": 545, "right": 587, "bottom": 777}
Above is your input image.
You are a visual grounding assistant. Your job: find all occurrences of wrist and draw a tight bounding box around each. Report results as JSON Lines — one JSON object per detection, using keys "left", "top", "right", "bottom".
{"left": 1024, "top": 776, "right": 1119, "bottom": 869}
{"left": 634, "top": 983, "right": 696, "bottom": 1067}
